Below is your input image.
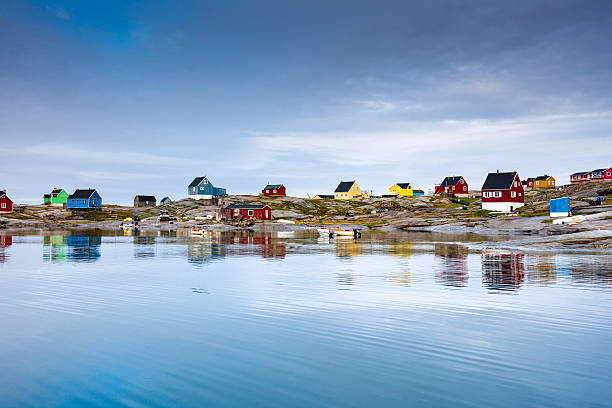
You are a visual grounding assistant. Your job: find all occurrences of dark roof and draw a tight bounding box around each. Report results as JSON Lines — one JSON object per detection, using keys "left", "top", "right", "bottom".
{"left": 335, "top": 181, "right": 355, "bottom": 193}
{"left": 440, "top": 176, "right": 463, "bottom": 186}
{"left": 225, "top": 204, "right": 269, "bottom": 210}
{"left": 315, "top": 194, "right": 334, "bottom": 199}
{"left": 263, "top": 184, "right": 283, "bottom": 190}
{"left": 570, "top": 171, "right": 589, "bottom": 176}
{"left": 481, "top": 172, "right": 518, "bottom": 190}
{"left": 68, "top": 189, "right": 97, "bottom": 199}
{"left": 534, "top": 175, "right": 551, "bottom": 181}
{"left": 160, "top": 197, "right": 171, "bottom": 203}
{"left": 413, "top": 189, "right": 424, "bottom": 193}
{"left": 0, "top": 190, "right": 10, "bottom": 200}
{"left": 188, "top": 176, "right": 207, "bottom": 187}
{"left": 135, "top": 195, "right": 156, "bottom": 202}
{"left": 395, "top": 183, "right": 411, "bottom": 189}
{"left": 51, "top": 188, "right": 64, "bottom": 196}
{"left": 43, "top": 193, "right": 51, "bottom": 198}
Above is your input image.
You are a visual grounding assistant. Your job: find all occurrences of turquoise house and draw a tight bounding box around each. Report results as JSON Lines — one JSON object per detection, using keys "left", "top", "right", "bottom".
{"left": 188, "top": 176, "right": 227, "bottom": 199}
{"left": 67, "top": 189, "right": 102, "bottom": 209}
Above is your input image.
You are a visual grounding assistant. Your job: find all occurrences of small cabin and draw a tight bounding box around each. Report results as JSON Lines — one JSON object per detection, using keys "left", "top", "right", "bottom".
{"left": 220, "top": 204, "right": 272, "bottom": 221}
{"left": 160, "top": 197, "right": 172, "bottom": 204}
{"left": 334, "top": 181, "right": 368, "bottom": 199}
{"left": 188, "top": 176, "right": 227, "bottom": 200}
{"left": 413, "top": 190, "right": 425, "bottom": 196}
{"left": 134, "top": 195, "right": 157, "bottom": 207}
{"left": 389, "top": 183, "right": 413, "bottom": 196}
{"left": 0, "top": 190, "right": 14, "bottom": 213}
{"left": 50, "top": 188, "right": 69, "bottom": 206}
{"left": 43, "top": 194, "right": 51, "bottom": 204}
{"left": 434, "top": 176, "right": 468, "bottom": 197}
{"left": 312, "top": 194, "right": 334, "bottom": 200}
{"left": 533, "top": 175, "right": 555, "bottom": 189}
{"left": 262, "top": 184, "right": 286, "bottom": 197}
{"left": 66, "top": 189, "right": 102, "bottom": 209}
{"left": 550, "top": 197, "right": 570, "bottom": 218}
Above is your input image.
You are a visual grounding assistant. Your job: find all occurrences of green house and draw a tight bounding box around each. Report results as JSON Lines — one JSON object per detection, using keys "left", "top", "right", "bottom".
{"left": 50, "top": 188, "right": 69, "bottom": 206}
{"left": 43, "top": 194, "right": 51, "bottom": 204}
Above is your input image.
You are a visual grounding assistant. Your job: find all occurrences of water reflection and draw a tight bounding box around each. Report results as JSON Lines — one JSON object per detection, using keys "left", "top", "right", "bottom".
{"left": 434, "top": 244, "right": 469, "bottom": 287}
{"left": 0, "top": 235, "right": 11, "bottom": 263}
{"left": 187, "top": 231, "right": 287, "bottom": 265}
{"left": 134, "top": 236, "right": 156, "bottom": 259}
{"left": 481, "top": 250, "right": 525, "bottom": 292}
{"left": 66, "top": 236, "right": 101, "bottom": 263}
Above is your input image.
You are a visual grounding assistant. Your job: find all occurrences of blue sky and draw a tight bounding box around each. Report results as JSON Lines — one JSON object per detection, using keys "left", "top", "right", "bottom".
{"left": 1, "top": 0, "right": 611, "bottom": 204}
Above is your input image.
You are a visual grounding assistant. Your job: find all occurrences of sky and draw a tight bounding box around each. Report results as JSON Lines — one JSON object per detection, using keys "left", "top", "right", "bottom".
{"left": 1, "top": 0, "right": 611, "bottom": 204}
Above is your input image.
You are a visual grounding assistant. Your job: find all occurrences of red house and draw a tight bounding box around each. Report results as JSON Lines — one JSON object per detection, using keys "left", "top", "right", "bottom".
{"left": 570, "top": 171, "right": 591, "bottom": 184}
{"left": 261, "top": 184, "right": 286, "bottom": 197}
{"left": 604, "top": 167, "right": 612, "bottom": 180}
{"left": 521, "top": 178, "right": 535, "bottom": 189}
{"left": 481, "top": 171, "right": 524, "bottom": 213}
{"left": 221, "top": 204, "right": 272, "bottom": 221}
{"left": 0, "top": 190, "right": 13, "bottom": 213}
{"left": 434, "top": 176, "right": 468, "bottom": 197}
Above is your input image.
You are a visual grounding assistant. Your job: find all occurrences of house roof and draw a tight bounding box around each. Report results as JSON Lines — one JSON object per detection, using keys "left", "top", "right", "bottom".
{"left": 440, "top": 176, "right": 463, "bottom": 186}
{"left": 43, "top": 193, "right": 51, "bottom": 198}
{"left": 51, "top": 188, "right": 64, "bottom": 196}
{"left": 0, "top": 190, "right": 11, "bottom": 201}
{"left": 188, "top": 176, "right": 208, "bottom": 187}
{"left": 591, "top": 168, "right": 606, "bottom": 174}
{"left": 413, "top": 189, "right": 424, "bottom": 193}
{"left": 315, "top": 194, "right": 334, "bottom": 199}
{"left": 225, "top": 204, "right": 270, "bottom": 210}
{"left": 534, "top": 175, "right": 551, "bottom": 181}
{"left": 263, "top": 184, "right": 283, "bottom": 190}
{"left": 68, "top": 189, "right": 97, "bottom": 199}
{"left": 570, "top": 171, "right": 589, "bottom": 176}
{"left": 160, "top": 197, "right": 171, "bottom": 202}
{"left": 395, "top": 183, "right": 411, "bottom": 189}
{"left": 135, "top": 195, "right": 156, "bottom": 202}
{"left": 335, "top": 181, "right": 355, "bottom": 193}
{"left": 482, "top": 172, "right": 518, "bottom": 190}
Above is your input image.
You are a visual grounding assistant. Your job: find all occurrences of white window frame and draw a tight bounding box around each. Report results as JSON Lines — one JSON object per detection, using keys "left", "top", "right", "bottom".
{"left": 494, "top": 191, "right": 501, "bottom": 198}
{"left": 511, "top": 191, "right": 516, "bottom": 198}
{"left": 248, "top": 210, "right": 254, "bottom": 216}
{"left": 1, "top": 203, "right": 5, "bottom": 209}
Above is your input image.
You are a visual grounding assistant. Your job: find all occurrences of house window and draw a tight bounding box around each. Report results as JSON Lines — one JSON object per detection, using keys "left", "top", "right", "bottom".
{"left": 82, "top": 200, "right": 86, "bottom": 204}
{"left": 248, "top": 210, "right": 254, "bottom": 216}
{"left": 200, "top": 187, "right": 204, "bottom": 191}
{"left": 234, "top": 209, "right": 239, "bottom": 215}
{"left": 273, "top": 189, "right": 277, "bottom": 193}
{"left": 511, "top": 191, "right": 516, "bottom": 198}
{"left": 607, "top": 172, "right": 611, "bottom": 176}
{"left": 1, "top": 203, "right": 5, "bottom": 209}
{"left": 463, "top": 186, "right": 467, "bottom": 191}
{"left": 494, "top": 191, "right": 501, "bottom": 198}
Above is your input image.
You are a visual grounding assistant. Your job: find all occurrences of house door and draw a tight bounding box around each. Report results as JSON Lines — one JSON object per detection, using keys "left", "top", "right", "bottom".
{"left": 510, "top": 206, "right": 514, "bottom": 211}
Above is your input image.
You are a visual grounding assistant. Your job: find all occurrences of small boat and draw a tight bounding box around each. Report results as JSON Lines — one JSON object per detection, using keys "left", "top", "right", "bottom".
{"left": 318, "top": 228, "right": 362, "bottom": 238}
{"left": 191, "top": 227, "right": 206, "bottom": 236}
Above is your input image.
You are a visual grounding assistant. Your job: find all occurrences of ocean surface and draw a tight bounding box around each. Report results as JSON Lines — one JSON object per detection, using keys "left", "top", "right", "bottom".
{"left": 0, "top": 230, "right": 610, "bottom": 407}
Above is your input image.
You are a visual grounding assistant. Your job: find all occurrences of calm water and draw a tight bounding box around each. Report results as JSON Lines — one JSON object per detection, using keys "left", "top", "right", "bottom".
{"left": 0, "top": 231, "right": 611, "bottom": 407}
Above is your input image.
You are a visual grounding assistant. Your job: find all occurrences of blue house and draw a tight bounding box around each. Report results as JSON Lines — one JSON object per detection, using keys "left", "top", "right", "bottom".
{"left": 66, "top": 189, "right": 102, "bottom": 209}
{"left": 188, "top": 176, "right": 227, "bottom": 200}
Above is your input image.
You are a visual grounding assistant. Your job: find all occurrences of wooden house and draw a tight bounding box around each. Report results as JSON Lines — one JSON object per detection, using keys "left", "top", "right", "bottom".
{"left": 220, "top": 204, "right": 272, "bottom": 221}
{"left": 334, "top": 181, "right": 368, "bottom": 199}
{"left": 533, "top": 175, "right": 555, "bottom": 189}
{"left": 262, "top": 184, "right": 286, "bottom": 197}
{"left": 50, "top": 188, "right": 69, "bottom": 206}
{"left": 43, "top": 194, "right": 51, "bottom": 204}
{"left": 134, "top": 195, "right": 157, "bottom": 207}
{"left": 604, "top": 167, "right": 612, "bottom": 180}
{"left": 590, "top": 168, "right": 606, "bottom": 180}
{"left": 188, "top": 176, "right": 227, "bottom": 200}
{"left": 434, "top": 176, "right": 468, "bottom": 197}
{"left": 389, "top": 183, "right": 413, "bottom": 196}
{"left": 0, "top": 190, "right": 14, "bottom": 213}
{"left": 521, "top": 178, "right": 535, "bottom": 189}
{"left": 160, "top": 197, "right": 172, "bottom": 204}
{"left": 66, "top": 189, "right": 102, "bottom": 209}
{"left": 570, "top": 172, "right": 591, "bottom": 184}
{"left": 312, "top": 194, "right": 334, "bottom": 200}
{"left": 481, "top": 171, "right": 524, "bottom": 213}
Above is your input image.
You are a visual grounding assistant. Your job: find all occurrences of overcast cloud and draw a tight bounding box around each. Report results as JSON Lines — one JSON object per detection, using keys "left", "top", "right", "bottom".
{"left": 1, "top": 0, "right": 611, "bottom": 204}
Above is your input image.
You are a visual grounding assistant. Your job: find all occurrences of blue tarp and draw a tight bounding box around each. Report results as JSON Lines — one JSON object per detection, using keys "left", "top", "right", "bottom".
{"left": 550, "top": 197, "right": 570, "bottom": 214}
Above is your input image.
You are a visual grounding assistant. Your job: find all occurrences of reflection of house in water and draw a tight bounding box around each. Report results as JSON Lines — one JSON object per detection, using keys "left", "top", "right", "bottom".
{"left": 570, "top": 256, "right": 612, "bottom": 287}
{"left": 0, "top": 235, "right": 12, "bottom": 263}
{"left": 525, "top": 255, "right": 557, "bottom": 285}
{"left": 434, "top": 244, "right": 469, "bottom": 287}
{"left": 389, "top": 243, "right": 413, "bottom": 286}
{"left": 134, "top": 236, "right": 156, "bottom": 259}
{"left": 481, "top": 250, "right": 524, "bottom": 291}
{"left": 187, "top": 231, "right": 286, "bottom": 265}
{"left": 334, "top": 239, "right": 363, "bottom": 258}
{"left": 65, "top": 236, "right": 102, "bottom": 262}
{"left": 42, "top": 235, "right": 67, "bottom": 262}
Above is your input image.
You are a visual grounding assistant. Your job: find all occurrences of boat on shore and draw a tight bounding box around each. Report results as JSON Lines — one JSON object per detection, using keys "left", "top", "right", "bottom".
{"left": 317, "top": 228, "right": 362, "bottom": 238}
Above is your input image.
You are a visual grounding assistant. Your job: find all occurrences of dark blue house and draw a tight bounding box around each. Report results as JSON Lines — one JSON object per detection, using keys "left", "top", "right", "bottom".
{"left": 66, "top": 189, "right": 102, "bottom": 209}
{"left": 188, "top": 176, "right": 227, "bottom": 200}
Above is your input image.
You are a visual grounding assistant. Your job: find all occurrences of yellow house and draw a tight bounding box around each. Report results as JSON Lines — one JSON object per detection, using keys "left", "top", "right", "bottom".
{"left": 533, "top": 175, "right": 555, "bottom": 189}
{"left": 334, "top": 180, "right": 368, "bottom": 199}
{"left": 389, "top": 183, "right": 413, "bottom": 196}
